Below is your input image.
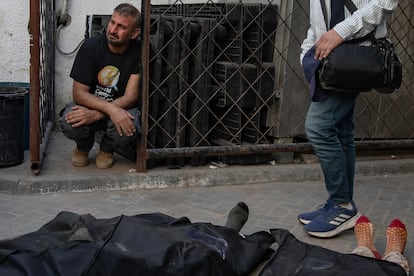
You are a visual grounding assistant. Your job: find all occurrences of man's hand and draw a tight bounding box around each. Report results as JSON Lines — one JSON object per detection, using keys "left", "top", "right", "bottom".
{"left": 108, "top": 106, "right": 136, "bottom": 137}
{"left": 65, "top": 105, "right": 104, "bottom": 127}
{"left": 315, "top": 29, "right": 344, "bottom": 60}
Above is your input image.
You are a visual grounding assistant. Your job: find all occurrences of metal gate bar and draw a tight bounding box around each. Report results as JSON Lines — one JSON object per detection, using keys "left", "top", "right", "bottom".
{"left": 29, "top": 0, "right": 55, "bottom": 175}
{"left": 29, "top": 0, "right": 42, "bottom": 174}
{"left": 137, "top": 0, "right": 152, "bottom": 172}
{"left": 147, "top": 139, "right": 414, "bottom": 160}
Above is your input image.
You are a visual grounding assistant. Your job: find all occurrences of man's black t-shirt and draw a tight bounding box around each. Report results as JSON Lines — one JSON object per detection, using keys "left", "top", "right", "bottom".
{"left": 70, "top": 34, "right": 140, "bottom": 102}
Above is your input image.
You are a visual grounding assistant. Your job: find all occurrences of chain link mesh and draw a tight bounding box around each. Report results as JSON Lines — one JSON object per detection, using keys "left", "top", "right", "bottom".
{"left": 144, "top": 0, "right": 413, "bottom": 166}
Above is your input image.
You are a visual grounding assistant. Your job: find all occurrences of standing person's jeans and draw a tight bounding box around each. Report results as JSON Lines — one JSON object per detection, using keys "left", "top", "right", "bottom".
{"left": 60, "top": 102, "right": 140, "bottom": 160}
{"left": 305, "top": 92, "right": 359, "bottom": 204}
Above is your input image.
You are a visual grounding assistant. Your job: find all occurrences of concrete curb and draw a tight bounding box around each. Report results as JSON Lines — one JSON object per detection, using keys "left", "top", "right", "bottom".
{"left": 2, "top": 158, "right": 413, "bottom": 195}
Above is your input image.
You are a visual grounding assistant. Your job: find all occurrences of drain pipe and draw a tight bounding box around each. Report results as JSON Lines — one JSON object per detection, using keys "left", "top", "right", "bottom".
{"left": 29, "top": 0, "right": 41, "bottom": 174}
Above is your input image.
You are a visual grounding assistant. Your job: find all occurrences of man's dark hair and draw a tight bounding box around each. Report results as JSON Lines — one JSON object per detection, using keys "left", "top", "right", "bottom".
{"left": 114, "top": 3, "right": 142, "bottom": 27}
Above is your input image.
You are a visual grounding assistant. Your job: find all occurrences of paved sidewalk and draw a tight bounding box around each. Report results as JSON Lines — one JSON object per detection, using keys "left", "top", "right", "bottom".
{"left": 0, "top": 131, "right": 413, "bottom": 272}
{"left": 1, "top": 131, "right": 414, "bottom": 194}
{"left": 0, "top": 174, "right": 413, "bottom": 272}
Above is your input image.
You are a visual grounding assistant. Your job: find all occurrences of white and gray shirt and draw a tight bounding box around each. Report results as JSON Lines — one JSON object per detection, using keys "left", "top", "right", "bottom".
{"left": 300, "top": 0, "right": 398, "bottom": 62}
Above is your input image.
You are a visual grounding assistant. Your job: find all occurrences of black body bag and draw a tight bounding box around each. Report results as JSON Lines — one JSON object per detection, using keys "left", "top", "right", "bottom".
{"left": 259, "top": 229, "right": 406, "bottom": 276}
{"left": 318, "top": 0, "right": 402, "bottom": 94}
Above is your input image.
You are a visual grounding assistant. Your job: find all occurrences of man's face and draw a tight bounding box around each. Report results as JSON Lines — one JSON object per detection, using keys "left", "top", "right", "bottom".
{"left": 106, "top": 12, "right": 139, "bottom": 47}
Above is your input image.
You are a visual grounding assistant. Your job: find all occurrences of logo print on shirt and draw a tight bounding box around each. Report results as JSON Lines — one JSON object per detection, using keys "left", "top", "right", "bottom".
{"left": 98, "top": 65, "right": 120, "bottom": 89}
{"left": 94, "top": 65, "right": 120, "bottom": 102}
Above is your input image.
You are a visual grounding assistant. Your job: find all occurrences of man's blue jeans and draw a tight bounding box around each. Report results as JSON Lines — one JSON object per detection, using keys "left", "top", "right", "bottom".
{"left": 305, "top": 92, "right": 359, "bottom": 204}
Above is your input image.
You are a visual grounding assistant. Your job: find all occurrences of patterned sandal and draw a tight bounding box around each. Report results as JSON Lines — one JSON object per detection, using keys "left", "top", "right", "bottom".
{"left": 354, "top": 215, "right": 381, "bottom": 259}
{"left": 384, "top": 218, "right": 407, "bottom": 256}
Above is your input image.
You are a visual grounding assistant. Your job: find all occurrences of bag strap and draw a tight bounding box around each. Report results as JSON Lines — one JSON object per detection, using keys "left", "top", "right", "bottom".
{"left": 344, "top": 0, "right": 357, "bottom": 14}
{"left": 319, "top": 0, "right": 357, "bottom": 30}
{"left": 319, "top": 0, "right": 329, "bottom": 30}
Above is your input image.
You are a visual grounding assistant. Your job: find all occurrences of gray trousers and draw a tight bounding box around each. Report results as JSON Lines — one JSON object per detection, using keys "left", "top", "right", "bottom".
{"left": 60, "top": 102, "right": 140, "bottom": 161}
{"left": 352, "top": 246, "right": 409, "bottom": 275}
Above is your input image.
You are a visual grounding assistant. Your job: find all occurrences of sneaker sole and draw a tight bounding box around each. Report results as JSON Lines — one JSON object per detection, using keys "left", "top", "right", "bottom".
{"left": 298, "top": 218, "right": 311, "bottom": 225}
{"left": 306, "top": 212, "right": 361, "bottom": 238}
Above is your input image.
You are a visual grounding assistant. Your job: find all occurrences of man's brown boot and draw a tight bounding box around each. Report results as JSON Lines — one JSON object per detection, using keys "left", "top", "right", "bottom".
{"left": 96, "top": 150, "right": 114, "bottom": 169}
{"left": 72, "top": 148, "right": 89, "bottom": 167}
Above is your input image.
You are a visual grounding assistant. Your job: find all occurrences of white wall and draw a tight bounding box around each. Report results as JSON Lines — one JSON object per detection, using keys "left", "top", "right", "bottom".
{"left": 0, "top": 0, "right": 30, "bottom": 83}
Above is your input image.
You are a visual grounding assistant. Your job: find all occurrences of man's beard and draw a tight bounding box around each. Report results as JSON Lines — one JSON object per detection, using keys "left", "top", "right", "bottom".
{"left": 108, "top": 39, "right": 123, "bottom": 47}
{"left": 107, "top": 34, "right": 128, "bottom": 47}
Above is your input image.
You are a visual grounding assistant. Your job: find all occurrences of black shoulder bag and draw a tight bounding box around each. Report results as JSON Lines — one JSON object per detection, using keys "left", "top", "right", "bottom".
{"left": 318, "top": 0, "right": 402, "bottom": 94}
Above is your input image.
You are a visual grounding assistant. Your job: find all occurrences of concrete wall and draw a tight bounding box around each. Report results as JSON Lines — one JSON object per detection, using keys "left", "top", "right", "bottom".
{"left": 0, "top": 0, "right": 30, "bottom": 83}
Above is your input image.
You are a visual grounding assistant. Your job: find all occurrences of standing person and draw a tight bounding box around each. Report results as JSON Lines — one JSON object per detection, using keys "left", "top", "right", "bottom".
{"left": 60, "top": 3, "right": 142, "bottom": 169}
{"left": 298, "top": 0, "right": 398, "bottom": 237}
